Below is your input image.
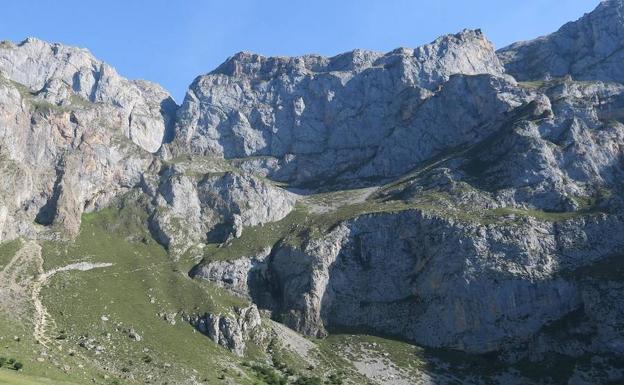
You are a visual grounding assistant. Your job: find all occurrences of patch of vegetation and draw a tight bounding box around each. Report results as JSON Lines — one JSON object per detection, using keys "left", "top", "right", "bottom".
{"left": 315, "top": 334, "right": 423, "bottom": 384}
{"left": 200, "top": 198, "right": 424, "bottom": 262}
{"left": 0, "top": 370, "right": 81, "bottom": 385}
{"left": 28, "top": 93, "right": 93, "bottom": 114}
{"left": 0, "top": 239, "right": 23, "bottom": 269}
{"left": 0, "top": 315, "right": 100, "bottom": 385}
{"left": 0, "top": 357, "right": 23, "bottom": 370}
{"left": 201, "top": 180, "right": 600, "bottom": 265}
{"left": 518, "top": 80, "right": 548, "bottom": 90}
{"left": 0, "top": 73, "right": 94, "bottom": 114}
{"left": 250, "top": 364, "right": 288, "bottom": 384}
{"left": 484, "top": 207, "right": 588, "bottom": 222}
{"left": 293, "top": 375, "right": 323, "bottom": 385}
{"left": 164, "top": 154, "right": 286, "bottom": 188}
{"left": 246, "top": 337, "right": 344, "bottom": 385}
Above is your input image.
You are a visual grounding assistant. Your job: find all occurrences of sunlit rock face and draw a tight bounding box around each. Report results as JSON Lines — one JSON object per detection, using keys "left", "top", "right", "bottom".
{"left": 0, "top": 38, "right": 175, "bottom": 239}
{"left": 168, "top": 30, "right": 526, "bottom": 186}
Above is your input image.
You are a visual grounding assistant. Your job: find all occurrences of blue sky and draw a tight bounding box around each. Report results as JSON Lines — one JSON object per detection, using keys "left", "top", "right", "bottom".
{"left": 1, "top": 1, "right": 600, "bottom": 102}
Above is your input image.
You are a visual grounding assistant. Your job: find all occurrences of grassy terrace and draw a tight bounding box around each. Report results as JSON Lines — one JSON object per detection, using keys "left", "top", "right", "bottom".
{"left": 0, "top": 239, "right": 22, "bottom": 268}
{"left": 518, "top": 80, "right": 549, "bottom": 90}
{"left": 198, "top": 196, "right": 425, "bottom": 262}
{"left": 0, "top": 72, "right": 94, "bottom": 114}
{"left": 164, "top": 154, "right": 291, "bottom": 190}
{"left": 198, "top": 183, "right": 598, "bottom": 264}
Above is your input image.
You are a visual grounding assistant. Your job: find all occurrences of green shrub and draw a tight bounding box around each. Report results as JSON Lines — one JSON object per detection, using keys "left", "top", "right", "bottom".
{"left": 12, "top": 361, "right": 23, "bottom": 370}
{"left": 251, "top": 364, "right": 287, "bottom": 385}
{"left": 327, "top": 373, "right": 344, "bottom": 385}
{"left": 294, "top": 376, "right": 323, "bottom": 385}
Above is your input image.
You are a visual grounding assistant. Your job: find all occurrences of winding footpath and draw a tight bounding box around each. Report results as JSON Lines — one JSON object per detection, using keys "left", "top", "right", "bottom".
{"left": 32, "top": 260, "right": 113, "bottom": 347}
{"left": 0, "top": 240, "right": 112, "bottom": 348}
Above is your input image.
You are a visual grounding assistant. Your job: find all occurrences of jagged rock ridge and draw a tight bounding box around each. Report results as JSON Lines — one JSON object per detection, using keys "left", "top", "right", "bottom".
{"left": 167, "top": 29, "right": 522, "bottom": 187}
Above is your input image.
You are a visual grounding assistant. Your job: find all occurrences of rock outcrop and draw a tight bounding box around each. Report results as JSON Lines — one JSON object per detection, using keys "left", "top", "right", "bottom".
{"left": 189, "top": 248, "right": 271, "bottom": 297}
{"left": 0, "top": 38, "right": 176, "bottom": 152}
{"left": 146, "top": 164, "right": 296, "bottom": 256}
{"left": 188, "top": 305, "right": 262, "bottom": 356}
{"left": 0, "top": 38, "right": 177, "bottom": 240}
{"left": 193, "top": 208, "right": 624, "bottom": 355}
{"left": 186, "top": 1, "right": 624, "bottom": 369}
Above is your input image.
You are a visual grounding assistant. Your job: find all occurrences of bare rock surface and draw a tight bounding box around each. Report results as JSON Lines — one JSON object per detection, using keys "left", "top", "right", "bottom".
{"left": 147, "top": 166, "right": 296, "bottom": 256}
{"left": 168, "top": 30, "right": 524, "bottom": 186}
{"left": 0, "top": 38, "right": 176, "bottom": 152}
{"left": 189, "top": 304, "right": 262, "bottom": 356}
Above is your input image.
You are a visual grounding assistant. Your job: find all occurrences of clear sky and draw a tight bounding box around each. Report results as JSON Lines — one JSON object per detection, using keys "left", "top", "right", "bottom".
{"left": 0, "top": 1, "right": 600, "bottom": 102}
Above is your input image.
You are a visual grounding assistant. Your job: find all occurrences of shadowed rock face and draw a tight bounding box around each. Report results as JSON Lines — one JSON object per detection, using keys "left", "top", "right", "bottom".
{"left": 196, "top": 210, "right": 624, "bottom": 354}
{"left": 498, "top": 0, "right": 624, "bottom": 83}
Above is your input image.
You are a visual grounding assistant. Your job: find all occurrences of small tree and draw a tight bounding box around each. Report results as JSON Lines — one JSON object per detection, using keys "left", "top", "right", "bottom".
{"left": 12, "top": 361, "right": 23, "bottom": 371}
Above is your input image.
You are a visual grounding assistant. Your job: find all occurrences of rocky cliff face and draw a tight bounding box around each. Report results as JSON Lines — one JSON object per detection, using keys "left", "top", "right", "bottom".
{"left": 0, "top": 38, "right": 176, "bottom": 152}
{"left": 3, "top": 1, "right": 624, "bottom": 382}
{"left": 168, "top": 30, "right": 523, "bottom": 186}
{"left": 187, "top": 0, "right": 624, "bottom": 371}
{"left": 146, "top": 164, "right": 296, "bottom": 256}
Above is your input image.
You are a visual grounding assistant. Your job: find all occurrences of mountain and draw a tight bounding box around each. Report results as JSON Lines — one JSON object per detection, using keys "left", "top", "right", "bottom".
{"left": 168, "top": 29, "right": 515, "bottom": 186}
{"left": 1, "top": 2, "right": 624, "bottom": 385}
{"left": 499, "top": 0, "right": 624, "bottom": 83}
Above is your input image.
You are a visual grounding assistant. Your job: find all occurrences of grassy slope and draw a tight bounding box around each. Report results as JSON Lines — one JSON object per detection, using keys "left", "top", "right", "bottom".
{"left": 0, "top": 240, "right": 22, "bottom": 268}
{"left": 0, "top": 369, "right": 80, "bottom": 385}
{"left": 36, "top": 201, "right": 263, "bottom": 385}
{"left": 0, "top": 196, "right": 271, "bottom": 385}
{"left": 0, "top": 156, "right": 610, "bottom": 385}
